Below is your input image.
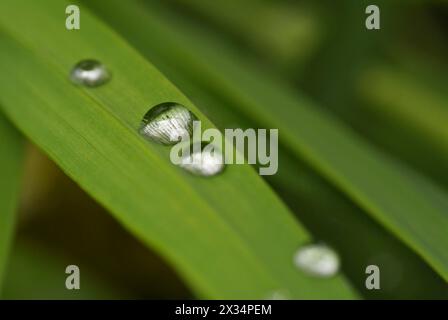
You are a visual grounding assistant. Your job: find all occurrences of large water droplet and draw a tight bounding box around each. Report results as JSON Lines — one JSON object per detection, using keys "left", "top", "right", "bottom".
{"left": 293, "top": 244, "right": 340, "bottom": 278}
{"left": 178, "top": 142, "right": 225, "bottom": 177}
{"left": 140, "top": 102, "right": 197, "bottom": 145}
{"left": 70, "top": 59, "right": 111, "bottom": 87}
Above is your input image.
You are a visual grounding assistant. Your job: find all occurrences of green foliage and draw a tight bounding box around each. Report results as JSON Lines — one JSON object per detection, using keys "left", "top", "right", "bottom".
{"left": 0, "top": 0, "right": 447, "bottom": 299}
{"left": 87, "top": 0, "right": 448, "bottom": 281}
{"left": 0, "top": 0, "right": 356, "bottom": 299}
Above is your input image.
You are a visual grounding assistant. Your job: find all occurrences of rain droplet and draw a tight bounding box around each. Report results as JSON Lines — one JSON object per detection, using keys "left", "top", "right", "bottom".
{"left": 293, "top": 244, "right": 340, "bottom": 278}
{"left": 70, "top": 59, "right": 111, "bottom": 87}
{"left": 178, "top": 142, "right": 225, "bottom": 177}
{"left": 139, "top": 102, "right": 197, "bottom": 145}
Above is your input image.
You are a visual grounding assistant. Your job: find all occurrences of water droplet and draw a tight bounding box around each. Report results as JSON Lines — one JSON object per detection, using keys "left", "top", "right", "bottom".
{"left": 293, "top": 244, "right": 340, "bottom": 278}
{"left": 70, "top": 59, "right": 111, "bottom": 87}
{"left": 178, "top": 142, "right": 225, "bottom": 177}
{"left": 139, "top": 102, "right": 197, "bottom": 145}
{"left": 265, "top": 290, "right": 290, "bottom": 300}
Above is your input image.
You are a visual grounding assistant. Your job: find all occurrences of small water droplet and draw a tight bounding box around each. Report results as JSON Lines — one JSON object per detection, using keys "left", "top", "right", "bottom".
{"left": 265, "top": 290, "right": 290, "bottom": 300}
{"left": 70, "top": 59, "right": 111, "bottom": 87}
{"left": 139, "top": 102, "right": 197, "bottom": 145}
{"left": 179, "top": 142, "right": 225, "bottom": 177}
{"left": 293, "top": 244, "right": 340, "bottom": 278}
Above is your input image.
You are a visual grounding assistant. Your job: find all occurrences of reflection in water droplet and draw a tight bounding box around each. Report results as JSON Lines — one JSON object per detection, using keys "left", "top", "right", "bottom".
{"left": 139, "top": 102, "right": 197, "bottom": 145}
{"left": 70, "top": 59, "right": 111, "bottom": 87}
{"left": 293, "top": 244, "right": 340, "bottom": 278}
{"left": 179, "top": 142, "right": 225, "bottom": 177}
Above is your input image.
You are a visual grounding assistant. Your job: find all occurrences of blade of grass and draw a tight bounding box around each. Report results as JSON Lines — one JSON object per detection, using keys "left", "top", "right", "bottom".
{"left": 0, "top": 113, "right": 24, "bottom": 293}
{"left": 87, "top": 0, "right": 448, "bottom": 281}
{"left": 3, "top": 241, "right": 126, "bottom": 299}
{"left": 358, "top": 65, "right": 448, "bottom": 186}
{"left": 275, "top": 153, "right": 448, "bottom": 298}
{"left": 0, "top": 0, "right": 356, "bottom": 298}
{"left": 134, "top": 45, "right": 448, "bottom": 298}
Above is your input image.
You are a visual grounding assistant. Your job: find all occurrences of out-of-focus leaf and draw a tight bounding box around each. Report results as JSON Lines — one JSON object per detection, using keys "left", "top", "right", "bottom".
{"left": 86, "top": 0, "right": 448, "bottom": 281}
{"left": 358, "top": 65, "right": 448, "bottom": 187}
{"left": 167, "top": 0, "right": 321, "bottom": 68}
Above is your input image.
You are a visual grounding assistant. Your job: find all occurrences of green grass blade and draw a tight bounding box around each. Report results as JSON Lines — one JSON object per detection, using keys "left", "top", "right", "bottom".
{"left": 157, "top": 71, "right": 448, "bottom": 298}
{"left": 0, "top": 0, "right": 356, "bottom": 298}
{"left": 86, "top": 0, "right": 448, "bottom": 281}
{"left": 361, "top": 67, "right": 448, "bottom": 144}
{"left": 360, "top": 65, "right": 448, "bottom": 151}
{"left": 0, "top": 113, "right": 23, "bottom": 293}
{"left": 121, "top": 35, "right": 448, "bottom": 298}
{"left": 139, "top": 56, "right": 448, "bottom": 298}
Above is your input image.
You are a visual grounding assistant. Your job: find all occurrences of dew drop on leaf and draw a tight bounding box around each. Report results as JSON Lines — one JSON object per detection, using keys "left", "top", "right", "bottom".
{"left": 293, "top": 244, "right": 340, "bottom": 278}
{"left": 178, "top": 142, "right": 225, "bottom": 177}
{"left": 139, "top": 102, "right": 197, "bottom": 145}
{"left": 70, "top": 59, "right": 111, "bottom": 87}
